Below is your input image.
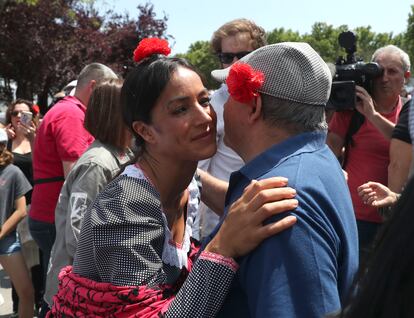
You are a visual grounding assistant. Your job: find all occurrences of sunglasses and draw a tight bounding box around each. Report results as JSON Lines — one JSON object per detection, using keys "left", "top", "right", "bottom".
{"left": 217, "top": 51, "right": 252, "bottom": 64}
{"left": 11, "top": 111, "right": 23, "bottom": 117}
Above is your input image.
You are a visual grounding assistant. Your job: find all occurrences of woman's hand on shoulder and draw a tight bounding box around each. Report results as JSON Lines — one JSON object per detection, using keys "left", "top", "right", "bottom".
{"left": 205, "top": 177, "right": 298, "bottom": 259}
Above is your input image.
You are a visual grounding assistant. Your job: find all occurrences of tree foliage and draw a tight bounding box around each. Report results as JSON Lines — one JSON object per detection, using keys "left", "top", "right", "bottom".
{"left": 177, "top": 41, "right": 220, "bottom": 90}
{"left": 402, "top": 5, "right": 414, "bottom": 63}
{"left": 267, "top": 27, "right": 301, "bottom": 44}
{"left": 183, "top": 12, "right": 414, "bottom": 91}
{"left": 0, "top": 0, "right": 169, "bottom": 112}
{"left": 2, "top": 2, "right": 414, "bottom": 107}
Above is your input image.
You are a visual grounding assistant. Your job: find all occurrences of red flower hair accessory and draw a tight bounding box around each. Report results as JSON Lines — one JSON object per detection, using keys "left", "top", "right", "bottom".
{"left": 32, "top": 104, "right": 40, "bottom": 115}
{"left": 133, "top": 38, "right": 171, "bottom": 62}
{"left": 226, "top": 62, "right": 264, "bottom": 103}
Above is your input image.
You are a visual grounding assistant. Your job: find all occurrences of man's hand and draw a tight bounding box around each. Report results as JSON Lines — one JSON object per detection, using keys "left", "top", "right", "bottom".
{"left": 354, "top": 85, "right": 396, "bottom": 139}
{"left": 355, "top": 85, "right": 377, "bottom": 120}
{"left": 19, "top": 121, "right": 37, "bottom": 143}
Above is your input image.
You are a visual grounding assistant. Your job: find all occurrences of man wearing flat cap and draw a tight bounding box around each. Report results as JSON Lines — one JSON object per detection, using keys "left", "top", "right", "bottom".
{"left": 205, "top": 42, "right": 359, "bottom": 317}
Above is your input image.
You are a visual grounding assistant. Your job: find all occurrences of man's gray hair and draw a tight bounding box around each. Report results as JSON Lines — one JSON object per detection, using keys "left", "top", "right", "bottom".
{"left": 76, "top": 63, "right": 118, "bottom": 89}
{"left": 261, "top": 94, "right": 327, "bottom": 134}
{"left": 372, "top": 45, "right": 411, "bottom": 72}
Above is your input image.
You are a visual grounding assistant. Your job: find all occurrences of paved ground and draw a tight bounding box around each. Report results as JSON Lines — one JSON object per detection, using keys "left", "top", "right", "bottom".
{"left": 0, "top": 267, "right": 13, "bottom": 317}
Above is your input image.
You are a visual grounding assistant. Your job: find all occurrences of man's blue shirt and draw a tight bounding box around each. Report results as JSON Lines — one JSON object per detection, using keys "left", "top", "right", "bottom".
{"left": 212, "top": 131, "right": 358, "bottom": 318}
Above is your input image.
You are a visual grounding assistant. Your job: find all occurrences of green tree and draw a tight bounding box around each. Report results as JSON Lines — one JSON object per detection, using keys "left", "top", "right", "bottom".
{"left": 301, "top": 23, "right": 349, "bottom": 63}
{"left": 401, "top": 5, "right": 414, "bottom": 63}
{"left": 266, "top": 27, "right": 301, "bottom": 44}
{"left": 353, "top": 27, "right": 394, "bottom": 61}
{"left": 0, "top": 0, "right": 169, "bottom": 110}
{"left": 178, "top": 41, "right": 220, "bottom": 90}
{"left": 182, "top": 14, "right": 413, "bottom": 93}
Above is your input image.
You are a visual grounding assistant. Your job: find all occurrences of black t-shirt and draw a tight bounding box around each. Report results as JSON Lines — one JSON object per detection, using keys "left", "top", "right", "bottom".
{"left": 7, "top": 140, "right": 33, "bottom": 204}
{"left": 392, "top": 99, "right": 412, "bottom": 144}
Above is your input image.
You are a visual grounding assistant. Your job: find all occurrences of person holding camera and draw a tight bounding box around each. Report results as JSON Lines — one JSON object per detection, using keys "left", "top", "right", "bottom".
{"left": 327, "top": 45, "right": 411, "bottom": 263}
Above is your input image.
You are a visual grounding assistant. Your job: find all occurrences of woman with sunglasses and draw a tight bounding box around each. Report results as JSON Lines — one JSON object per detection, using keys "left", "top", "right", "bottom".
{"left": 49, "top": 38, "right": 298, "bottom": 317}
{"left": 5, "top": 99, "right": 38, "bottom": 146}
{"left": 4, "top": 99, "right": 42, "bottom": 314}
{"left": 196, "top": 19, "right": 267, "bottom": 240}
{"left": 4, "top": 100, "right": 39, "bottom": 199}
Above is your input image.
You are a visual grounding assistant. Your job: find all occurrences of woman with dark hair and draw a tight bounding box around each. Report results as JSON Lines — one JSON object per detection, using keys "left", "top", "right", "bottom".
{"left": 4, "top": 99, "right": 38, "bottom": 200}
{"left": 49, "top": 38, "right": 298, "bottom": 317}
{"left": 340, "top": 176, "right": 414, "bottom": 318}
{"left": 5, "top": 99, "right": 43, "bottom": 314}
{"left": 0, "top": 129, "right": 34, "bottom": 318}
{"left": 43, "top": 78, "right": 135, "bottom": 310}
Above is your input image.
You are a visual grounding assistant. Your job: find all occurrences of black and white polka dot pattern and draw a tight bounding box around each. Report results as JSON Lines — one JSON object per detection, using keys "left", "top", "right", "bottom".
{"left": 72, "top": 164, "right": 237, "bottom": 317}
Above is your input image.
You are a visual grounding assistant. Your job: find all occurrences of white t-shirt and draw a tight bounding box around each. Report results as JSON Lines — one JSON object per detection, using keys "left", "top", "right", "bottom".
{"left": 195, "top": 84, "right": 244, "bottom": 240}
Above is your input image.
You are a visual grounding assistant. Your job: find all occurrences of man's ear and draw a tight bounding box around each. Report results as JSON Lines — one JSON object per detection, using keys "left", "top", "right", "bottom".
{"left": 89, "top": 79, "right": 97, "bottom": 91}
{"left": 247, "top": 94, "right": 263, "bottom": 124}
{"left": 132, "top": 121, "right": 156, "bottom": 144}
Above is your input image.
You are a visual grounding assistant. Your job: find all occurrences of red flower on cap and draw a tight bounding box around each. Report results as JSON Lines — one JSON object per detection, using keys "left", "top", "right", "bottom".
{"left": 226, "top": 62, "right": 264, "bottom": 103}
{"left": 133, "top": 38, "right": 171, "bottom": 63}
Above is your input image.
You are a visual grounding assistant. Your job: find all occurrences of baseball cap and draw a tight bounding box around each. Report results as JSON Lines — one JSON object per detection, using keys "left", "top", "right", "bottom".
{"left": 211, "top": 42, "right": 332, "bottom": 106}
{"left": 0, "top": 129, "right": 8, "bottom": 144}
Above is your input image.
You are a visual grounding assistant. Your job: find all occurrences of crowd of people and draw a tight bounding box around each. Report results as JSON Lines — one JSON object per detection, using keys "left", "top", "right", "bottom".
{"left": 0, "top": 17, "right": 413, "bottom": 318}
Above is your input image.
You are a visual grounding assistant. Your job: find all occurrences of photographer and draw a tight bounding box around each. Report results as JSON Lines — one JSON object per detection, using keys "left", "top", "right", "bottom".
{"left": 327, "top": 45, "right": 410, "bottom": 264}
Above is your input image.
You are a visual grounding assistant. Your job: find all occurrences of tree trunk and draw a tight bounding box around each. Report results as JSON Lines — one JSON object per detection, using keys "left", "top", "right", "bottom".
{"left": 37, "top": 89, "right": 49, "bottom": 115}
{"left": 15, "top": 80, "right": 33, "bottom": 100}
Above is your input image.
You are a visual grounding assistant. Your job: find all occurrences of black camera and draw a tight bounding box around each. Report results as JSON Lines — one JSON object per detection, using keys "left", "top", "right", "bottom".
{"left": 327, "top": 31, "right": 383, "bottom": 111}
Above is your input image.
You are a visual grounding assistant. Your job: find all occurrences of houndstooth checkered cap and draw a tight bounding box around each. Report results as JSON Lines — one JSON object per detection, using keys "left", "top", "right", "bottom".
{"left": 211, "top": 42, "right": 332, "bottom": 106}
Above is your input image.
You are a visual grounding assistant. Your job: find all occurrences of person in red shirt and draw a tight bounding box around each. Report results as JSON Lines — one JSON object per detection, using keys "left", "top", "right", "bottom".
{"left": 327, "top": 45, "right": 410, "bottom": 264}
{"left": 29, "top": 63, "right": 117, "bottom": 317}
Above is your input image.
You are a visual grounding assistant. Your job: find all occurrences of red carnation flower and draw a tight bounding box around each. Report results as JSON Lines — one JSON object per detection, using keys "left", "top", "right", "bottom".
{"left": 226, "top": 63, "right": 264, "bottom": 103}
{"left": 133, "top": 38, "right": 171, "bottom": 62}
{"left": 32, "top": 104, "right": 40, "bottom": 115}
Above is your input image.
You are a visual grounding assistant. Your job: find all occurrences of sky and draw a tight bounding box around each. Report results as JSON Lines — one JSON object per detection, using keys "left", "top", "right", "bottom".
{"left": 98, "top": 0, "right": 413, "bottom": 54}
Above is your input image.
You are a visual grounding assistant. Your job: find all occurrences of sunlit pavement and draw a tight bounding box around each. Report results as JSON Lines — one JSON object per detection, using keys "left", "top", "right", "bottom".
{"left": 0, "top": 266, "right": 13, "bottom": 317}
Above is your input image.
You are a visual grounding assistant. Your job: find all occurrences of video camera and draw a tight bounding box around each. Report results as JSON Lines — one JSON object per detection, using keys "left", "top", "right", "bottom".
{"left": 327, "top": 31, "right": 383, "bottom": 111}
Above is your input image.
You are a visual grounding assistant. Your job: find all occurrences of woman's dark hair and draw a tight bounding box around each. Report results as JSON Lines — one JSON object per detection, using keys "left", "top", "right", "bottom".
{"left": 5, "top": 99, "right": 34, "bottom": 124}
{"left": 341, "top": 176, "right": 414, "bottom": 318}
{"left": 84, "top": 79, "right": 131, "bottom": 150}
{"left": 121, "top": 55, "right": 197, "bottom": 148}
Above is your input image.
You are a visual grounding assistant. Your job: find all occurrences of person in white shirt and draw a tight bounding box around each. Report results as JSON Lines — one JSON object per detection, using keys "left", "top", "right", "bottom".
{"left": 196, "top": 19, "right": 267, "bottom": 240}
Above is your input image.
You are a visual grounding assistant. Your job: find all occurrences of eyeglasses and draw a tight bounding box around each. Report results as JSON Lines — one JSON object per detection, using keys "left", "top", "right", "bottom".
{"left": 11, "top": 111, "right": 23, "bottom": 117}
{"left": 217, "top": 51, "right": 252, "bottom": 64}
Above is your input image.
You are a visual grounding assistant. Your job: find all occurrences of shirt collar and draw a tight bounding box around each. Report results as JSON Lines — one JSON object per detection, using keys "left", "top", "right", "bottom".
{"left": 64, "top": 95, "right": 86, "bottom": 112}
{"left": 239, "top": 131, "right": 328, "bottom": 181}
{"left": 91, "top": 140, "right": 135, "bottom": 165}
